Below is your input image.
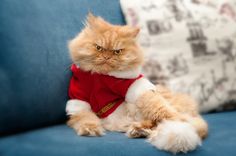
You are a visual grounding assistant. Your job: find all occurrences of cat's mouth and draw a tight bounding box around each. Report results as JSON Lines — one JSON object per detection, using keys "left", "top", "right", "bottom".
{"left": 96, "top": 60, "right": 115, "bottom": 70}
{"left": 97, "top": 60, "right": 112, "bottom": 66}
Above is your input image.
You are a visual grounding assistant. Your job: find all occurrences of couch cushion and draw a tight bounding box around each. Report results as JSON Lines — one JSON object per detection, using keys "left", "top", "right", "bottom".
{"left": 120, "top": 0, "right": 236, "bottom": 113}
{"left": 0, "top": 111, "right": 235, "bottom": 156}
{"left": 0, "top": 0, "right": 125, "bottom": 135}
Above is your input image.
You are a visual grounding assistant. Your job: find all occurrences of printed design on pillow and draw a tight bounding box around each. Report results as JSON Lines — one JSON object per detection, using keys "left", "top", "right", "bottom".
{"left": 120, "top": 0, "right": 236, "bottom": 112}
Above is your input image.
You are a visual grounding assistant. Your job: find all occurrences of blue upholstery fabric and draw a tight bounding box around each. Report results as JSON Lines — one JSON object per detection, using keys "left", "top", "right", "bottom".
{"left": 0, "top": 0, "right": 125, "bottom": 134}
{"left": 0, "top": 112, "right": 236, "bottom": 156}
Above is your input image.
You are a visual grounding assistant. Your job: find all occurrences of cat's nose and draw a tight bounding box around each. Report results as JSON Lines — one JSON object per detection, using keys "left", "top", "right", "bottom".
{"left": 102, "top": 55, "right": 111, "bottom": 60}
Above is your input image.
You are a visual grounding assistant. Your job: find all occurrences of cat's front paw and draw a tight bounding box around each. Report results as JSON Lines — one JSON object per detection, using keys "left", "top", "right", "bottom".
{"left": 126, "top": 121, "right": 153, "bottom": 138}
{"left": 76, "top": 122, "right": 105, "bottom": 136}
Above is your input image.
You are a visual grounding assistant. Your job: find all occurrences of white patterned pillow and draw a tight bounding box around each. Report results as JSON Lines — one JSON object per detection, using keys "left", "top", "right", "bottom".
{"left": 120, "top": 0, "right": 236, "bottom": 112}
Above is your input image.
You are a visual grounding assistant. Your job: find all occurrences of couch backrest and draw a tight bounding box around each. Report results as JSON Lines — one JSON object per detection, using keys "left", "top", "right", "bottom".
{"left": 0, "top": 0, "right": 125, "bottom": 135}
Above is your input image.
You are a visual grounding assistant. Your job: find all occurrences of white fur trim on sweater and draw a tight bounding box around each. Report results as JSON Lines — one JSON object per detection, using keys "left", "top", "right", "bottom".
{"left": 66, "top": 99, "right": 91, "bottom": 115}
{"left": 108, "top": 66, "right": 141, "bottom": 79}
{"left": 125, "top": 77, "right": 156, "bottom": 103}
{"left": 148, "top": 120, "right": 201, "bottom": 153}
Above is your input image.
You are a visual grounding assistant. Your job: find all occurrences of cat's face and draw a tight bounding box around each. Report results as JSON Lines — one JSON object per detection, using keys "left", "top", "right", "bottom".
{"left": 68, "top": 13, "right": 144, "bottom": 74}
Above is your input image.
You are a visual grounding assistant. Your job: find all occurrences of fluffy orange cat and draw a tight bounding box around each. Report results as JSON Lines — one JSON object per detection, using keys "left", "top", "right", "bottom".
{"left": 66, "top": 13, "right": 208, "bottom": 154}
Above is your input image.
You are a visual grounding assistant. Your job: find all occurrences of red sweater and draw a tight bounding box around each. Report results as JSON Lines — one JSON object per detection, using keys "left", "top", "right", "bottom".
{"left": 69, "top": 64, "right": 142, "bottom": 118}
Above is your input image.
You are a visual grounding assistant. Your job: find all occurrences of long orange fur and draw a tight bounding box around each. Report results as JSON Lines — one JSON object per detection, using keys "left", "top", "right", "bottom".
{"left": 67, "top": 13, "right": 208, "bottom": 141}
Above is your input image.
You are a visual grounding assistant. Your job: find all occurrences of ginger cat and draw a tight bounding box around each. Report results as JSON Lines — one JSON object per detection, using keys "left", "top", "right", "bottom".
{"left": 66, "top": 13, "right": 208, "bottom": 154}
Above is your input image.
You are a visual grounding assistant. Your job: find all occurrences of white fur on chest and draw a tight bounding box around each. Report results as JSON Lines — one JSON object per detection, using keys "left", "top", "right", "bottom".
{"left": 101, "top": 102, "right": 142, "bottom": 132}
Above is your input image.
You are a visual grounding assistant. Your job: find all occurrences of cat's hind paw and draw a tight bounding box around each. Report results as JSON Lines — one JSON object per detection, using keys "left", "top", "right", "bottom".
{"left": 148, "top": 120, "right": 201, "bottom": 153}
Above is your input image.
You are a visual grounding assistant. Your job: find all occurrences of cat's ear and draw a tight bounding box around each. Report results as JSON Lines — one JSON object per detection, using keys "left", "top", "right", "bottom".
{"left": 130, "top": 27, "right": 140, "bottom": 37}
{"left": 85, "top": 12, "right": 110, "bottom": 31}
{"left": 120, "top": 26, "right": 140, "bottom": 38}
{"left": 86, "top": 12, "right": 96, "bottom": 26}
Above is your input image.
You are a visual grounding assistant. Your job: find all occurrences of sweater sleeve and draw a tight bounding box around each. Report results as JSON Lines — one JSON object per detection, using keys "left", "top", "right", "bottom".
{"left": 66, "top": 65, "right": 91, "bottom": 115}
{"left": 125, "top": 77, "right": 156, "bottom": 103}
{"left": 68, "top": 65, "right": 90, "bottom": 102}
{"left": 66, "top": 99, "right": 91, "bottom": 115}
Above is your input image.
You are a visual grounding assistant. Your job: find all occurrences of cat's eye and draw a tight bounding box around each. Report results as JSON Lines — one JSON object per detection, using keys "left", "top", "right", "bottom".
{"left": 113, "top": 49, "right": 123, "bottom": 55}
{"left": 95, "top": 44, "right": 104, "bottom": 52}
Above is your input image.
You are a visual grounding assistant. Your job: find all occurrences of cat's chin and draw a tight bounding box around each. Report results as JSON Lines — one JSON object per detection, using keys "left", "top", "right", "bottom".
{"left": 76, "top": 63, "right": 111, "bottom": 74}
{"left": 91, "top": 63, "right": 116, "bottom": 74}
{"left": 90, "top": 67, "right": 113, "bottom": 75}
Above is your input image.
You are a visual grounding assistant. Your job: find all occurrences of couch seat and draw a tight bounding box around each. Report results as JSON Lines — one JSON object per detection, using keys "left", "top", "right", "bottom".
{"left": 0, "top": 111, "right": 235, "bottom": 156}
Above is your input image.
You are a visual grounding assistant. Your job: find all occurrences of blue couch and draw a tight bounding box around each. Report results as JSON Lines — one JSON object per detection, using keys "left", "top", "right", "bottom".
{"left": 0, "top": 0, "right": 235, "bottom": 155}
